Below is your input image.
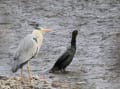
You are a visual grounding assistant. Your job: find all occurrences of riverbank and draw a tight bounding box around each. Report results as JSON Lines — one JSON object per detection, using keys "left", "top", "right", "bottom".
{"left": 0, "top": 75, "right": 82, "bottom": 89}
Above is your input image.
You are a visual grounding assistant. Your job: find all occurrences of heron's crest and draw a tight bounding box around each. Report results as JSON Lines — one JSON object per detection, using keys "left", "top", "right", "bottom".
{"left": 29, "top": 22, "right": 43, "bottom": 30}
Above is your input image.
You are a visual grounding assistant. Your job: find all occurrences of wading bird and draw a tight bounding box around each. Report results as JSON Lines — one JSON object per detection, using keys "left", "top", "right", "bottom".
{"left": 11, "top": 24, "right": 51, "bottom": 82}
{"left": 49, "top": 30, "right": 78, "bottom": 73}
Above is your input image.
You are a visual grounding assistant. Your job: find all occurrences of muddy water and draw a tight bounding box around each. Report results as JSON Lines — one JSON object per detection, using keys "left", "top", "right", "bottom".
{"left": 0, "top": 0, "right": 120, "bottom": 89}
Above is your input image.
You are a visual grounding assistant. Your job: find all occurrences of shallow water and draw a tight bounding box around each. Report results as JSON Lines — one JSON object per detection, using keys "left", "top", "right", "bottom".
{"left": 0, "top": 0, "right": 120, "bottom": 89}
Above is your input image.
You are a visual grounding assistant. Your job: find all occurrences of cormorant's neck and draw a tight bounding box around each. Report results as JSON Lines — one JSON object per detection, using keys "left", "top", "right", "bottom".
{"left": 71, "top": 34, "right": 77, "bottom": 48}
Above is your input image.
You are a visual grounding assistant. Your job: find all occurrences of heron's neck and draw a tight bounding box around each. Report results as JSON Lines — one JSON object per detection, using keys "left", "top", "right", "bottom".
{"left": 32, "top": 30, "right": 42, "bottom": 36}
{"left": 32, "top": 30, "right": 43, "bottom": 47}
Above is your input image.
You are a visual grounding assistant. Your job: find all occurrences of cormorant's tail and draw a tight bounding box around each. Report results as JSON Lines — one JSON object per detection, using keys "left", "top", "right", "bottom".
{"left": 49, "top": 68, "right": 54, "bottom": 73}
{"left": 49, "top": 67, "right": 59, "bottom": 73}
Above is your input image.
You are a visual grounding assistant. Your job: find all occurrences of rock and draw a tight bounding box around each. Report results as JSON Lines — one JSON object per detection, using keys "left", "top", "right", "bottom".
{"left": 0, "top": 76, "right": 8, "bottom": 80}
{"left": 76, "top": 82, "right": 86, "bottom": 85}
{"left": 51, "top": 81, "right": 69, "bottom": 88}
{"left": 51, "top": 82, "right": 60, "bottom": 88}
{"left": 49, "top": 75, "right": 55, "bottom": 79}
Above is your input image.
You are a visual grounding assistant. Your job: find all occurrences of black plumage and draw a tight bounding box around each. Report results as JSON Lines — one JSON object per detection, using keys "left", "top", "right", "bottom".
{"left": 49, "top": 30, "right": 78, "bottom": 73}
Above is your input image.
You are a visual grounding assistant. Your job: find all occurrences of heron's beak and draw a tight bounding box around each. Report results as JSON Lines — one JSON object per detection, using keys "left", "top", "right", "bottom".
{"left": 41, "top": 29, "right": 52, "bottom": 32}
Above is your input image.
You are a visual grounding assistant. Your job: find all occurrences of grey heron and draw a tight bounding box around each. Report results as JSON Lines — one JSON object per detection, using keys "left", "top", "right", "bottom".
{"left": 11, "top": 25, "right": 51, "bottom": 82}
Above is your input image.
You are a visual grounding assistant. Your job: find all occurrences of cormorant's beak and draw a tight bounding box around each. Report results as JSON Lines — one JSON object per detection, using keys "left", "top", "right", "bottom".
{"left": 41, "top": 28, "right": 52, "bottom": 32}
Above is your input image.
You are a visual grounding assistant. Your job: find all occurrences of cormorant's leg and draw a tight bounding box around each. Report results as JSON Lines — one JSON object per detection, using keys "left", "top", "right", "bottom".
{"left": 20, "top": 67, "right": 24, "bottom": 83}
{"left": 27, "top": 61, "right": 31, "bottom": 81}
{"left": 63, "top": 68, "right": 66, "bottom": 72}
{"left": 61, "top": 68, "right": 66, "bottom": 73}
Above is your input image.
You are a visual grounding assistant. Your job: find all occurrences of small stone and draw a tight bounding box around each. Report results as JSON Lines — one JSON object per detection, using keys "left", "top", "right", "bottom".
{"left": 51, "top": 81, "right": 61, "bottom": 88}
{"left": 5, "top": 82, "right": 10, "bottom": 86}
{"left": 49, "top": 75, "right": 55, "bottom": 79}
{"left": 76, "top": 82, "right": 86, "bottom": 85}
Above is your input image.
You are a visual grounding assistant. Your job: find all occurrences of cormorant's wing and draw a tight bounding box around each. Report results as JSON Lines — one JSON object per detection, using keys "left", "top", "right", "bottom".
{"left": 54, "top": 48, "right": 71, "bottom": 67}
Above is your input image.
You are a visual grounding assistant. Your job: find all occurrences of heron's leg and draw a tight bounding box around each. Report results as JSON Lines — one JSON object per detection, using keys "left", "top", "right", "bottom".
{"left": 20, "top": 67, "right": 24, "bottom": 83}
{"left": 27, "top": 61, "right": 31, "bottom": 81}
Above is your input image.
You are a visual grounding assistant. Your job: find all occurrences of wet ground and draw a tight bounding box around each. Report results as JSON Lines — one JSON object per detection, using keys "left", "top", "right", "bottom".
{"left": 0, "top": 0, "right": 120, "bottom": 89}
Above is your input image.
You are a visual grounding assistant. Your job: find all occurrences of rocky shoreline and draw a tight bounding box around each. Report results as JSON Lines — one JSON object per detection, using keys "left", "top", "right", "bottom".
{"left": 0, "top": 75, "right": 82, "bottom": 89}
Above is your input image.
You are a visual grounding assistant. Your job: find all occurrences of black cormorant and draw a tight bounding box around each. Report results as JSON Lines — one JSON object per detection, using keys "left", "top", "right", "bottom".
{"left": 49, "top": 30, "right": 78, "bottom": 73}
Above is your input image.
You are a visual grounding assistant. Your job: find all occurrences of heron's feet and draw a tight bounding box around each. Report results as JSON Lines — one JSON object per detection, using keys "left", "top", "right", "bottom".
{"left": 19, "top": 77, "right": 24, "bottom": 84}
{"left": 27, "top": 76, "right": 32, "bottom": 82}
{"left": 18, "top": 76, "right": 32, "bottom": 84}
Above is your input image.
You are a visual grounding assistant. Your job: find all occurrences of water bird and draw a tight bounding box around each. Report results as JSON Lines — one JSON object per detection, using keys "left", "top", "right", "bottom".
{"left": 49, "top": 30, "right": 78, "bottom": 73}
{"left": 11, "top": 23, "right": 51, "bottom": 82}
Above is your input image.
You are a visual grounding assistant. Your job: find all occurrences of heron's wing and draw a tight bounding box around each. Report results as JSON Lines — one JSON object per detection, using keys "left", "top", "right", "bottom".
{"left": 14, "top": 34, "right": 38, "bottom": 64}
{"left": 54, "top": 48, "right": 71, "bottom": 67}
